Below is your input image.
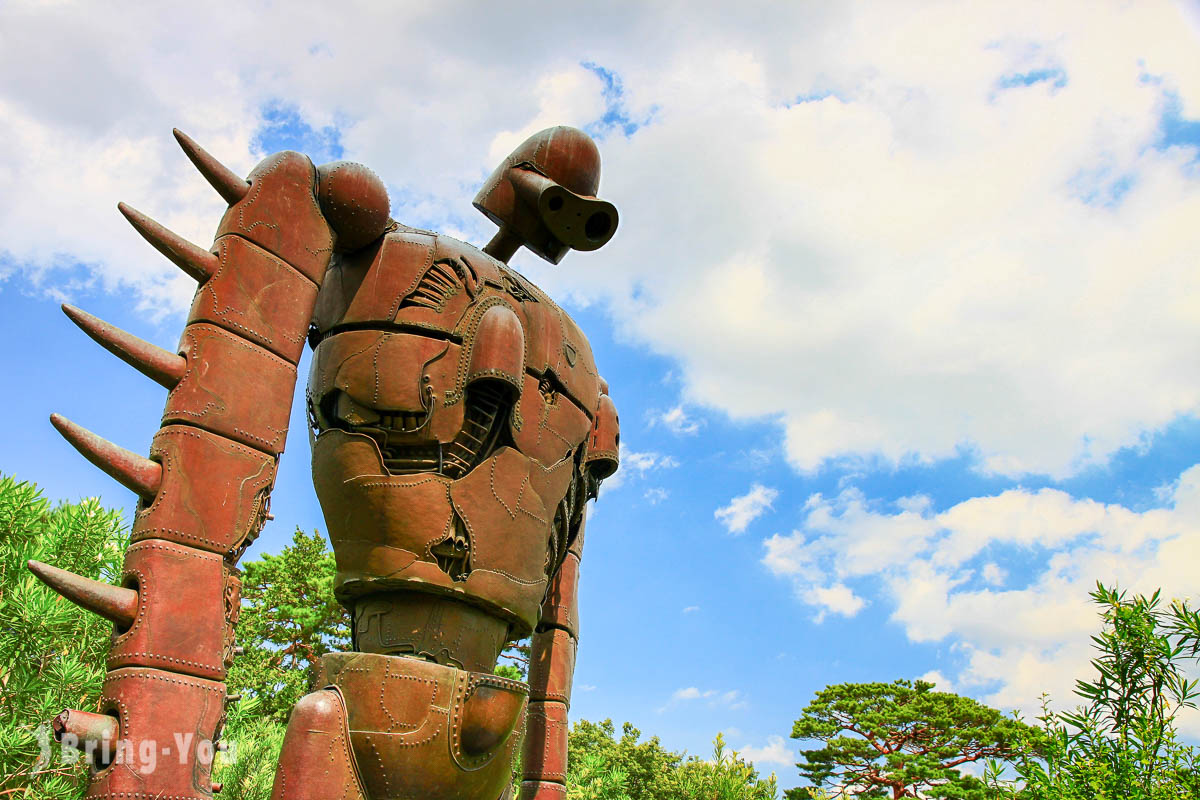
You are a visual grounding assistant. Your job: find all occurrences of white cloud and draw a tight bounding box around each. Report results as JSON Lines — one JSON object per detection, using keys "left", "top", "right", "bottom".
{"left": 683, "top": 605, "right": 700, "bottom": 613}
{"left": 764, "top": 462, "right": 1200, "bottom": 729}
{"left": 715, "top": 484, "right": 780, "bottom": 534}
{"left": 739, "top": 735, "right": 794, "bottom": 769}
{"left": 918, "top": 670, "right": 956, "bottom": 694}
{"left": 653, "top": 404, "right": 703, "bottom": 435}
{"left": 980, "top": 562, "right": 1008, "bottom": 586}
{"left": 661, "top": 686, "right": 748, "bottom": 712}
{"left": 763, "top": 489, "right": 937, "bottom": 584}
{"left": 1, "top": 2, "right": 1198, "bottom": 477}
{"left": 601, "top": 444, "right": 679, "bottom": 491}
{"left": 717, "top": 690, "right": 747, "bottom": 710}
{"left": 644, "top": 487, "right": 669, "bottom": 504}
{"left": 550, "top": 2, "right": 1200, "bottom": 479}
{"left": 806, "top": 583, "right": 867, "bottom": 623}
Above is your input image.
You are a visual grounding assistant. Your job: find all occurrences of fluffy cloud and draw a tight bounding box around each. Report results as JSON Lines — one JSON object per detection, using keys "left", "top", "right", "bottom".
{"left": 715, "top": 483, "right": 780, "bottom": 534}
{"left": 918, "top": 670, "right": 957, "bottom": 694}
{"left": 0, "top": 1, "right": 627, "bottom": 316}
{"left": 644, "top": 487, "right": 670, "bottom": 504}
{"left": 602, "top": 444, "right": 679, "bottom": 491}
{"left": 764, "top": 462, "right": 1200, "bottom": 726}
{"left": 558, "top": 2, "right": 1200, "bottom": 478}
{"left": 662, "top": 687, "right": 748, "bottom": 712}
{"left": 652, "top": 405, "right": 703, "bottom": 435}
{"left": 2, "top": 1, "right": 1198, "bottom": 476}
{"left": 806, "top": 583, "right": 867, "bottom": 623}
{"left": 739, "top": 735, "right": 794, "bottom": 769}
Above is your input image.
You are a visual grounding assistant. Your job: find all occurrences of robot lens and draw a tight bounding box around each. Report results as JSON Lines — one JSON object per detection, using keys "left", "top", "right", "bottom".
{"left": 585, "top": 212, "right": 612, "bottom": 242}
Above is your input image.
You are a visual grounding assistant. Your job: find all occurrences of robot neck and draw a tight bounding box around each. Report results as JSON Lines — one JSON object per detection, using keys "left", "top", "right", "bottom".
{"left": 482, "top": 226, "right": 522, "bottom": 263}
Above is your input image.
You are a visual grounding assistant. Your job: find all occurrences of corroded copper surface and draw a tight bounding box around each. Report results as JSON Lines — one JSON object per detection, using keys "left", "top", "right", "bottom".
{"left": 106, "top": 540, "right": 239, "bottom": 680}
{"left": 269, "top": 688, "right": 366, "bottom": 800}
{"left": 188, "top": 234, "right": 319, "bottom": 364}
{"left": 88, "top": 668, "right": 227, "bottom": 800}
{"left": 522, "top": 699, "right": 569, "bottom": 784}
{"left": 293, "top": 653, "right": 527, "bottom": 800}
{"left": 528, "top": 628, "right": 577, "bottom": 707}
{"left": 353, "top": 591, "right": 509, "bottom": 673}
{"left": 134, "top": 424, "right": 277, "bottom": 557}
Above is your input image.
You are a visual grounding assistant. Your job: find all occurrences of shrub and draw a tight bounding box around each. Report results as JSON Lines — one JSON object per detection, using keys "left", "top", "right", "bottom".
{"left": 0, "top": 475, "right": 126, "bottom": 798}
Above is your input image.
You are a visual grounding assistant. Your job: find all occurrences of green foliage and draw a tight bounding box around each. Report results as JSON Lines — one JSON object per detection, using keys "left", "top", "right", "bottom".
{"left": 569, "top": 719, "right": 684, "bottom": 799}
{"left": 226, "top": 528, "right": 351, "bottom": 724}
{"left": 783, "top": 787, "right": 834, "bottom": 800}
{"left": 569, "top": 748, "right": 633, "bottom": 800}
{"left": 0, "top": 476, "right": 340, "bottom": 799}
{"left": 568, "top": 720, "right": 778, "bottom": 800}
{"left": 212, "top": 695, "right": 286, "bottom": 800}
{"left": 790, "top": 679, "right": 1034, "bottom": 798}
{"left": 0, "top": 475, "right": 127, "bottom": 798}
{"left": 494, "top": 663, "right": 523, "bottom": 680}
{"left": 671, "top": 732, "right": 779, "bottom": 800}
{"left": 213, "top": 529, "right": 349, "bottom": 798}
{"left": 498, "top": 637, "right": 531, "bottom": 680}
{"left": 988, "top": 583, "right": 1200, "bottom": 800}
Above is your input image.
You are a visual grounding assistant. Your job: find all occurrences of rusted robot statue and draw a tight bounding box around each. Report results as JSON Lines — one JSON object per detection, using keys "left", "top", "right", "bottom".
{"left": 30, "top": 125, "right": 620, "bottom": 800}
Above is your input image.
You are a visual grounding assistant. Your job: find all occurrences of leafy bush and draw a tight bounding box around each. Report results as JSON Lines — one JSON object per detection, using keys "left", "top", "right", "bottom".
{"left": 0, "top": 475, "right": 127, "bottom": 798}
{"left": 988, "top": 583, "right": 1200, "bottom": 800}
{"left": 568, "top": 719, "right": 684, "bottom": 799}
{"left": 0, "top": 476, "right": 315, "bottom": 799}
{"left": 568, "top": 720, "right": 778, "bottom": 800}
{"left": 213, "top": 529, "right": 349, "bottom": 795}
{"left": 212, "top": 696, "right": 286, "bottom": 799}
{"left": 672, "top": 733, "right": 779, "bottom": 800}
{"left": 226, "top": 528, "right": 351, "bottom": 724}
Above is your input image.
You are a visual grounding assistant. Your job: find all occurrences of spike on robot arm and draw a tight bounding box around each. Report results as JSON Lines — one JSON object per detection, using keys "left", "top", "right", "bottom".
{"left": 33, "top": 130, "right": 391, "bottom": 800}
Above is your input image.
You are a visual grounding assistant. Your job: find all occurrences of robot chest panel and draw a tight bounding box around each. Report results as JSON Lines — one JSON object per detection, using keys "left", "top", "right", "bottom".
{"left": 314, "top": 229, "right": 474, "bottom": 336}
{"left": 310, "top": 229, "right": 601, "bottom": 464}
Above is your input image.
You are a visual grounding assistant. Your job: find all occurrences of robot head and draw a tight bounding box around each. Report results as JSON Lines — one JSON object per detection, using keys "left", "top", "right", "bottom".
{"left": 473, "top": 126, "right": 618, "bottom": 264}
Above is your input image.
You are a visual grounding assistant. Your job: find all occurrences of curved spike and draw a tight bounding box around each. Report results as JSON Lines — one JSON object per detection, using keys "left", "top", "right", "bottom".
{"left": 49, "top": 414, "right": 161, "bottom": 500}
{"left": 28, "top": 560, "right": 138, "bottom": 628}
{"left": 61, "top": 304, "right": 186, "bottom": 389}
{"left": 117, "top": 202, "right": 218, "bottom": 282}
{"left": 172, "top": 128, "right": 249, "bottom": 205}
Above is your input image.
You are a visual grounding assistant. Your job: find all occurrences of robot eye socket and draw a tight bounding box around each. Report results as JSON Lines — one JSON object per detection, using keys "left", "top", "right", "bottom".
{"left": 585, "top": 212, "right": 612, "bottom": 242}
{"left": 547, "top": 195, "right": 565, "bottom": 212}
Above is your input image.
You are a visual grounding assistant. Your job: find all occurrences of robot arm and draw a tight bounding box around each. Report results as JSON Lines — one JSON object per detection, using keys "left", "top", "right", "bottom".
{"left": 31, "top": 130, "right": 388, "bottom": 799}
{"left": 522, "top": 529, "right": 583, "bottom": 797}
{"left": 521, "top": 386, "right": 619, "bottom": 799}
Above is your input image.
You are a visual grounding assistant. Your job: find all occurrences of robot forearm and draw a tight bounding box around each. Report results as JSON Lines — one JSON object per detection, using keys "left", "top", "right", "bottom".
{"left": 31, "top": 132, "right": 388, "bottom": 799}
{"left": 522, "top": 527, "right": 584, "bottom": 798}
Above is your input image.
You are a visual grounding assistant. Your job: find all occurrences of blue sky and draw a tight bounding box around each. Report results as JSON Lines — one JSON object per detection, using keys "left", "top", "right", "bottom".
{"left": 2, "top": 0, "right": 1199, "bottom": 789}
